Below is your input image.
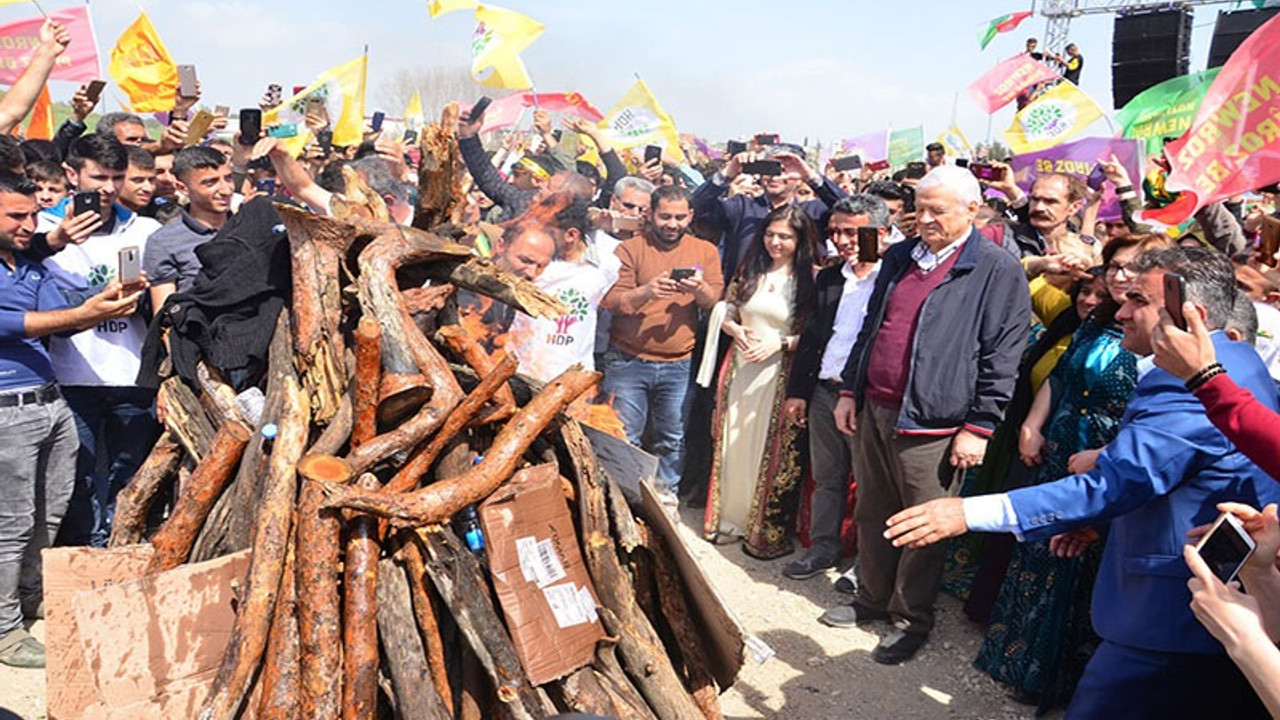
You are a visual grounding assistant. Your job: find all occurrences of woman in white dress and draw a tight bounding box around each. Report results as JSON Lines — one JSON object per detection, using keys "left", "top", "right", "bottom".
{"left": 703, "top": 205, "right": 818, "bottom": 558}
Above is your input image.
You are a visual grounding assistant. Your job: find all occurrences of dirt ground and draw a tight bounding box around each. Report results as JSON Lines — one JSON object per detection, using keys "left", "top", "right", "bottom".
{"left": 0, "top": 508, "right": 1066, "bottom": 720}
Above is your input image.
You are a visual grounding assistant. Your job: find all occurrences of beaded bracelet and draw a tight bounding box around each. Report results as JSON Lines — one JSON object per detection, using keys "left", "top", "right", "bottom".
{"left": 1185, "top": 363, "right": 1226, "bottom": 393}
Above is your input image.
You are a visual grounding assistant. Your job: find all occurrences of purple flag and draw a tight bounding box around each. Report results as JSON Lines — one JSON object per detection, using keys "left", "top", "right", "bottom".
{"left": 1008, "top": 137, "right": 1144, "bottom": 222}
{"left": 838, "top": 131, "right": 888, "bottom": 162}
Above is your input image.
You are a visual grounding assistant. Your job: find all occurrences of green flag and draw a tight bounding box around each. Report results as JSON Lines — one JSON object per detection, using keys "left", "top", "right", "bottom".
{"left": 888, "top": 126, "right": 924, "bottom": 169}
{"left": 1115, "top": 68, "right": 1221, "bottom": 154}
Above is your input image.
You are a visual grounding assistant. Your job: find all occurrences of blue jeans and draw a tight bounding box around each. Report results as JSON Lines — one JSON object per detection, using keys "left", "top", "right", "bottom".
{"left": 601, "top": 349, "right": 692, "bottom": 492}
{"left": 58, "top": 386, "right": 161, "bottom": 548}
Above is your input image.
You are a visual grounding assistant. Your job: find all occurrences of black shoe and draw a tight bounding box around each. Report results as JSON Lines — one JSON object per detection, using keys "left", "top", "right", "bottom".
{"left": 782, "top": 552, "right": 837, "bottom": 580}
{"left": 818, "top": 601, "right": 889, "bottom": 628}
{"left": 872, "top": 628, "right": 927, "bottom": 664}
{"left": 833, "top": 566, "right": 859, "bottom": 595}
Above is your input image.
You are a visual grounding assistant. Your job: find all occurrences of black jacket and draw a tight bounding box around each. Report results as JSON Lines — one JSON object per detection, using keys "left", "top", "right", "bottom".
{"left": 840, "top": 227, "right": 1031, "bottom": 436}
{"left": 786, "top": 263, "right": 850, "bottom": 401}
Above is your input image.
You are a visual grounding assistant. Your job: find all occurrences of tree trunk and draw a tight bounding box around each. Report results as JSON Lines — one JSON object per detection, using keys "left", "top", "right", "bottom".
{"left": 109, "top": 432, "right": 182, "bottom": 547}
{"left": 376, "top": 557, "right": 452, "bottom": 720}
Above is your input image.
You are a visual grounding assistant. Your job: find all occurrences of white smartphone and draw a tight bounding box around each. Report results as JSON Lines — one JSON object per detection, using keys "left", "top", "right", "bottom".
{"left": 118, "top": 246, "right": 141, "bottom": 284}
{"left": 1195, "top": 512, "right": 1257, "bottom": 584}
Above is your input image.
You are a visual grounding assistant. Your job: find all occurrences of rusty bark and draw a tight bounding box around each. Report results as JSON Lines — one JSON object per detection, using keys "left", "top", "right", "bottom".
{"left": 376, "top": 557, "right": 452, "bottom": 720}
{"left": 351, "top": 317, "right": 382, "bottom": 449}
{"left": 109, "top": 432, "right": 182, "bottom": 547}
{"left": 400, "top": 536, "right": 453, "bottom": 716}
{"left": 257, "top": 523, "right": 301, "bottom": 720}
{"left": 341, "top": 473, "right": 381, "bottom": 720}
{"left": 158, "top": 376, "right": 218, "bottom": 463}
{"left": 436, "top": 325, "right": 516, "bottom": 424}
{"left": 296, "top": 476, "right": 344, "bottom": 720}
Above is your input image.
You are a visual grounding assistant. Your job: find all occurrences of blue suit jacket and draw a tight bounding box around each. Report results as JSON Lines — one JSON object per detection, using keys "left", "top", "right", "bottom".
{"left": 1009, "top": 334, "right": 1280, "bottom": 654}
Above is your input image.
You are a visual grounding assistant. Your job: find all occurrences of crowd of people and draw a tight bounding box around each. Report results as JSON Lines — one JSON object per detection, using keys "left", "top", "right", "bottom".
{"left": 1, "top": 16, "right": 1280, "bottom": 720}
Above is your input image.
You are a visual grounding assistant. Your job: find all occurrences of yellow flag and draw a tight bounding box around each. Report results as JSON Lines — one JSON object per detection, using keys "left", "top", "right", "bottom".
{"left": 264, "top": 55, "right": 367, "bottom": 155}
{"left": 599, "top": 79, "right": 686, "bottom": 164}
{"left": 427, "top": 0, "right": 477, "bottom": 17}
{"left": 1004, "top": 81, "right": 1104, "bottom": 154}
{"left": 107, "top": 11, "right": 178, "bottom": 113}
{"left": 404, "top": 91, "right": 424, "bottom": 131}
{"left": 936, "top": 125, "right": 972, "bottom": 158}
{"left": 471, "top": 4, "right": 543, "bottom": 90}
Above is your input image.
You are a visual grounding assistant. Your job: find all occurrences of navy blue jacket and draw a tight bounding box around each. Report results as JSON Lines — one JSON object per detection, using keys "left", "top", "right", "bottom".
{"left": 840, "top": 227, "right": 1031, "bottom": 436}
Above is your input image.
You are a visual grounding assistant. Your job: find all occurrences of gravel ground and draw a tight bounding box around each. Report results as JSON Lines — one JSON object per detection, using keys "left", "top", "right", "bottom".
{"left": 0, "top": 509, "right": 1068, "bottom": 720}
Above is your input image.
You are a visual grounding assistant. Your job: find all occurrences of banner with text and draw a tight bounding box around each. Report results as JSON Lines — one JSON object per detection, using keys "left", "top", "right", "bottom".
{"left": 888, "top": 125, "right": 923, "bottom": 168}
{"left": 1009, "top": 136, "right": 1143, "bottom": 221}
{"left": 968, "top": 54, "right": 1061, "bottom": 114}
{"left": 1116, "top": 68, "right": 1221, "bottom": 155}
{"left": 0, "top": 6, "right": 100, "bottom": 86}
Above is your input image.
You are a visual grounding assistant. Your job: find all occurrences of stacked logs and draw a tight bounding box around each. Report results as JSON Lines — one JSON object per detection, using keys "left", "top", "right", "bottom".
{"left": 108, "top": 112, "right": 729, "bottom": 720}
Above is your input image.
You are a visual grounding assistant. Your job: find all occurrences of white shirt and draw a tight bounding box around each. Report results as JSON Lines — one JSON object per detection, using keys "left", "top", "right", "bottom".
{"left": 819, "top": 261, "right": 880, "bottom": 381}
{"left": 910, "top": 233, "right": 967, "bottom": 272}
{"left": 508, "top": 255, "right": 618, "bottom": 382}
{"left": 1252, "top": 301, "right": 1280, "bottom": 382}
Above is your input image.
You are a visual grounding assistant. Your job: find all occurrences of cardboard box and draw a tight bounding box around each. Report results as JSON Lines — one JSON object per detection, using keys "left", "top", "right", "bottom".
{"left": 479, "top": 463, "right": 603, "bottom": 685}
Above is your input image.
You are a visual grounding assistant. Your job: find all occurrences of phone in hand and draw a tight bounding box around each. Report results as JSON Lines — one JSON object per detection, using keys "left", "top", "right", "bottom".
{"left": 865, "top": 159, "right": 891, "bottom": 172}
{"left": 832, "top": 155, "right": 862, "bottom": 172}
{"left": 754, "top": 133, "right": 780, "bottom": 146}
{"left": 1260, "top": 215, "right": 1280, "bottom": 268}
{"left": 184, "top": 109, "right": 216, "bottom": 146}
{"left": 969, "top": 163, "right": 1006, "bottom": 182}
{"left": 1164, "top": 271, "right": 1187, "bottom": 330}
{"left": 670, "top": 267, "right": 696, "bottom": 282}
{"left": 238, "top": 108, "right": 262, "bottom": 145}
{"left": 726, "top": 140, "right": 747, "bottom": 156}
{"left": 176, "top": 64, "right": 199, "bottom": 99}
{"left": 613, "top": 213, "right": 642, "bottom": 233}
{"left": 370, "top": 111, "right": 385, "bottom": 133}
{"left": 117, "top": 246, "right": 141, "bottom": 284}
{"left": 905, "top": 161, "right": 927, "bottom": 179}
{"left": 742, "top": 160, "right": 783, "bottom": 176}
{"left": 1196, "top": 511, "right": 1257, "bottom": 584}
{"left": 856, "top": 226, "right": 880, "bottom": 263}
{"left": 402, "top": 129, "right": 419, "bottom": 145}
{"left": 955, "top": 158, "right": 970, "bottom": 168}
{"left": 72, "top": 190, "right": 100, "bottom": 217}
{"left": 469, "top": 96, "right": 493, "bottom": 123}
{"left": 316, "top": 129, "right": 334, "bottom": 157}
{"left": 84, "top": 80, "right": 106, "bottom": 103}
{"left": 644, "top": 145, "right": 663, "bottom": 165}
{"left": 1087, "top": 163, "right": 1107, "bottom": 191}
{"left": 255, "top": 178, "right": 277, "bottom": 196}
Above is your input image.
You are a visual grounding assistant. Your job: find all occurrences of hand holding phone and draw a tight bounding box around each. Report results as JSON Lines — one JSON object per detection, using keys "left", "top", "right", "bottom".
{"left": 742, "top": 160, "right": 783, "bottom": 177}
{"left": 72, "top": 190, "right": 100, "bottom": 217}
{"left": 469, "top": 96, "right": 493, "bottom": 123}
{"left": 670, "top": 267, "right": 696, "bottom": 282}
{"left": 370, "top": 111, "right": 385, "bottom": 133}
{"left": 905, "top": 161, "right": 927, "bottom": 179}
{"left": 1087, "top": 163, "right": 1107, "bottom": 191}
{"left": 177, "top": 64, "right": 199, "bottom": 99}
{"left": 644, "top": 145, "right": 663, "bottom": 165}
{"left": 238, "top": 108, "right": 262, "bottom": 145}
{"left": 1195, "top": 511, "right": 1257, "bottom": 584}
{"left": 832, "top": 155, "right": 862, "bottom": 172}
{"left": 856, "top": 226, "right": 880, "bottom": 263}
{"left": 118, "top": 246, "right": 141, "bottom": 284}
{"left": 84, "top": 80, "right": 106, "bottom": 104}
{"left": 1164, "top": 272, "right": 1188, "bottom": 331}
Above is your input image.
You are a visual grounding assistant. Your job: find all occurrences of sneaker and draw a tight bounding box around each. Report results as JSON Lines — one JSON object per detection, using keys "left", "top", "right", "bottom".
{"left": 818, "top": 601, "right": 890, "bottom": 628}
{"left": 833, "top": 565, "right": 859, "bottom": 595}
{"left": 872, "top": 628, "right": 927, "bottom": 664}
{"left": 782, "top": 552, "right": 837, "bottom": 580}
{"left": 0, "top": 630, "right": 45, "bottom": 669}
{"left": 21, "top": 598, "right": 44, "bottom": 620}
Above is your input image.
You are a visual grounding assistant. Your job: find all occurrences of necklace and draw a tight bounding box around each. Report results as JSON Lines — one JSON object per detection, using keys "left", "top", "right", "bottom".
{"left": 764, "top": 266, "right": 791, "bottom": 293}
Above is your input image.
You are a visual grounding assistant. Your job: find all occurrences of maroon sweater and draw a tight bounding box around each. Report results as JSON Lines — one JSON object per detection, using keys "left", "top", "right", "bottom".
{"left": 864, "top": 248, "right": 963, "bottom": 409}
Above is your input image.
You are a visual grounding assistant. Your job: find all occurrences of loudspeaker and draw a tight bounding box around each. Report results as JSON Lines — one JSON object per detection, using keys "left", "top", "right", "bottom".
{"left": 1208, "top": 8, "right": 1279, "bottom": 68}
{"left": 1111, "top": 8, "right": 1193, "bottom": 108}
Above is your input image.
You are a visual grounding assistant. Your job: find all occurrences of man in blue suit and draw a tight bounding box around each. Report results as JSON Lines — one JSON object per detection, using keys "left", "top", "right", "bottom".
{"left": 884, "top": 246, "right": 1279, "bottom": 719}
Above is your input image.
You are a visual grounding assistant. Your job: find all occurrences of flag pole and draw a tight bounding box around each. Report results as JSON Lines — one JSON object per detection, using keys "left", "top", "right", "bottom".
{"left": 30, "top": 0, "right": 50, "bottom": 18}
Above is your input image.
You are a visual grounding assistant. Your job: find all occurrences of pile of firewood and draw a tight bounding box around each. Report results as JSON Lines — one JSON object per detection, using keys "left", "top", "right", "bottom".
{"left": 105, "top": 110, "right": 737, "bottom": 720}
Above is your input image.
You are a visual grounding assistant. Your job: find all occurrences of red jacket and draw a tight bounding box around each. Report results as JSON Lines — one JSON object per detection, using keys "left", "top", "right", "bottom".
{"left": 1194, "top": 372, "right": 1280, "bottom": 482}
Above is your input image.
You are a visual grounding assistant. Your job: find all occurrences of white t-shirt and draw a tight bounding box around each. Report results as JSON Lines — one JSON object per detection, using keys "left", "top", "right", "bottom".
{"left": 38, "top": 204, "right": 160, "bottom": 386}
{"left": 1253, "top": 301, "right": 1280, "bottom": 382}
{"left": 509, "top": 257, "right": 617, "bottom": 382}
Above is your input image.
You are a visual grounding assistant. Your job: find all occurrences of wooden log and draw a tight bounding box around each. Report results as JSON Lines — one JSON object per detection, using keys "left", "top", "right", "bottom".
{"left": 322, "top": 368, "right": 599, "bottom": 525}
{"left": 591, "top": 643, "right": 661, "bottom": 720}
{"left": 196, "top": 362, "right": 250, "bottom": 428}
{"left": 651, "top": 534, "right": 723, "bottom": 720}
{"left": 561, "top": 420, "right": 705, "bottom": 720}
{"left": 330, "top": 165, "right": 390, "bottom": 222}
{"left": 459, "top": 647, "right": 485, "bottom": 720}
{"left": 109, "top": 432, "right": 183, "bottom": 547}
{"left": 257, "top": 523, "right": 301, "bottom": 720}
{"left": 276, "top": 204, "right": 354, "bottom": 425}
{"left": 418, "top": 530, "right": 555, "bottom": 720}
{"left": 158, "top": 376, "right": 218, "bottom": 463}
{"left": 554, "top": 662, "right": 658, "bottom": 720}
{"left": 402, "top": 284, "right": 455, "bottom": 316}
{"left": 145, "top": 420, "right": 252, "bottom": 574}
{"left": 439, "top": 256, "right": 567, "bottom": 320}
{"left": 412, "top": 103, "right": 466, "bottom": 230}
{"left": 296, "top": 476, "right": 344, "bottom": 720}
{"left": 376, "top": 557, "right": 452, "bottom": 720}
{"left": 342, "top": 473, "right": 382, "bottom": 720}
{"left": 197, "top": 375, "right": 310, "bottom": 720}
{"left": 308, "top": 392, "right": 353, "bottom": 457}
{"left": 351, "top": 317, "right": 382, "bottom": 449}
{"left": 400, "top": 535, "right": 453, "bottom": 716}
{"left": 436, "top": 325, "right": 516, "bottom": 424}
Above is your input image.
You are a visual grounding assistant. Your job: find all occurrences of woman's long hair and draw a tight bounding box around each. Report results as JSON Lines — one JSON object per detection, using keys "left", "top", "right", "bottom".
{"left": 726, "top": 205, "right": 819, "bottom": 324}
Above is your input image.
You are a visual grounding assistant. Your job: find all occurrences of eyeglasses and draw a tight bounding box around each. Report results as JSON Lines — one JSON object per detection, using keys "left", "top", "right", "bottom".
{"left": 1105, "top": 262, "right": 1138, "bottom": 276}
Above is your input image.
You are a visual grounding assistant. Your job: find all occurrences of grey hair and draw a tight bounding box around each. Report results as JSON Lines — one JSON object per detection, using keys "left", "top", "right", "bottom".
{"left": 615, "top": 175, "right": 655, "bottom": 197}
{"left": 1226, "top": 294, "right": 1259, "bottom": 345}
{"left": 349, "top": 156, "right": 411, "bottom": 205}
{"left": 830, "top": 194, "right": 891, "bottom": 229}
{"left": 915, "top": 165, "right": 983, "bottom": 205}
{"left": 95, "top": 112, "right": 145, "bottom": 136}
{"left": 1132, "top": 246, "right": 1237, "bottom": 329}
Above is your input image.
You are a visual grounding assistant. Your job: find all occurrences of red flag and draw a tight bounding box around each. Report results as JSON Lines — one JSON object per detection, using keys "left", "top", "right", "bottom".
{"left": 968, "top": 54, "right": 1061, "bottom": 114}
{"left": 478, "top": 91, "right": 604, "bottom": 133}
{"left": 0, "top": 6, "right": 100, "bottom": 86}
{"left": 24, "top": 85, "right": 53, "bottom": 140}
{"left": 1142, "top": 12, "right": 1280, "bottom": 226}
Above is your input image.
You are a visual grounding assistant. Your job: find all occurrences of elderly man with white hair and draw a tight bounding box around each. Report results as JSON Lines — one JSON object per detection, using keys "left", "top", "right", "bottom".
{"left": 819, "top": 165, "right": 1031, "bottom": 664}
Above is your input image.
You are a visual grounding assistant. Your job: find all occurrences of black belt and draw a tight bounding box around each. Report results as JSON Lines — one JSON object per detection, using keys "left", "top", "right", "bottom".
{"left": 819, "top": 378, "right": 844, "bottom": 390}
{"left": 0, "top": 384, "right": 60, "bottom": 408}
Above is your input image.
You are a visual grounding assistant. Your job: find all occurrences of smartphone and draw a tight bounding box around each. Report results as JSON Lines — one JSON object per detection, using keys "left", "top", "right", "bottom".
{"left": 370, "top": 111, "right": 385, "bottom": 133}
{"left": 1164, "top": 271, "right": 1187, "bottom": 331}
{"left": 72, "top": 190, "right": 100, "bottom": 217}
{"left": 267, "top": 123, "right": 298, "bottom": 139}
{"left": 969, "top": 163, "right": 1006, "bottom": 182}
{"left": 644, "top": 145, "right": 663, "bottom": 165}
{"left": 856, "top": 226, "right": 880, "bottom": 263}
{"left": 955, "top": 158, "right": 970, "bottom": 169}
{"left": 84, "top": 79, "right": 106, "bottom": 103}
{"left": 184, "top": 109, "right": 216, "bottom": 146}
{"left": 742, "top": 160, "right": 783, "bottom": 176}
{"left": 1260, "top": 215, "right": 1280, "bottom": 268}
{"left": 266, "top": 83, "right": 282, "bottom": 107}
{"left": 238, "top": 108, "right": 262, "bottom": 145}
{"left": 176, "top": 64, "right": 198, "bottom": 99}
{"left": 832, "top": 155, "right": 862, "bottom": 172}
{"left": 1087, "top": 163, "right": 1107, "bottom": 191}
{"left": 726, "top": 140, "right": 747, "bottom": 156}
{"left": 905, "top": 161, "right": 927, "bottom": 179}
{"left": 118, "top": 246, "right": 141, "bottom": 284}
{"left": 866, "top": 159, "right": 891, "bottom": 172}
{"left": 213, "top": 105, "right": 230, "bottom": 119}
{"left": 754, "top": 133, "right": 780, "bottom": 146}
{"left": 316, "top": 129, "right": 334, "bottom": 157}
{"left": 255, "top": 178, "right": 277, "bottom": 196}
{"left": 670, "top": 267, "right": 696, "bottom": 282}
{"left": 402, "top": 129, "right": 419, "bottom": 145}
{"left": 1196, "top": 512, "right": 1257, "bottom": 584}
{"left": 469, "top": 96, "right": 493, "bottom": 123}
{"left": 614, "top": 214, "right": 642, "bottom": 232}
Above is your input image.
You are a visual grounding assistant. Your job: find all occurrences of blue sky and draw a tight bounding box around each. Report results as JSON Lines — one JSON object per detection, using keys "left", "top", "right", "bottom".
{"left": 18, "top": 0, "right": 1229, "bottom": 148}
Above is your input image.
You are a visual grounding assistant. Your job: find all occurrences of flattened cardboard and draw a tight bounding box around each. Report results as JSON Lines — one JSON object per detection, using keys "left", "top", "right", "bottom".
{"left": 479, "top": 463, "right": 604, "bottom": 685}
{"left": 44, "top": 545, "right": 154, "bottom": 720}
{"left": 70, "top": 550, "right": 250, "bottom": 710}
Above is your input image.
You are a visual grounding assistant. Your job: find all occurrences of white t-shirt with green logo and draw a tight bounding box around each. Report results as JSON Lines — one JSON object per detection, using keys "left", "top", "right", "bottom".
{"left": 509, "top": 259, "right": 617, "bottom": 382}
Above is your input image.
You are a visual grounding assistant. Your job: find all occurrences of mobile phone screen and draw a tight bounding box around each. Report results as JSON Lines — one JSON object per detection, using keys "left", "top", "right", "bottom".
{"left": 857, "top": 226, "right": 879, "bottom": 262}
{"left": 1163, "top": 272, "right": 1187, "bottom": 331}
{"left": 1197, "top": 514, "right": 1256, "bottom": 583}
